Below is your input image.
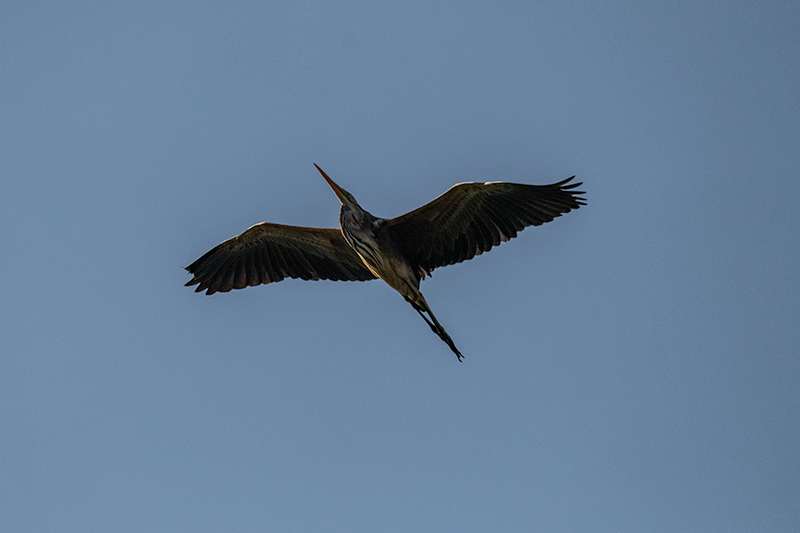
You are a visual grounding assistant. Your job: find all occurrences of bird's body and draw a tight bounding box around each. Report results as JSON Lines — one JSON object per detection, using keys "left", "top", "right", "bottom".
{"left": 185, "top": 164, "right": 586, "bottom": 361}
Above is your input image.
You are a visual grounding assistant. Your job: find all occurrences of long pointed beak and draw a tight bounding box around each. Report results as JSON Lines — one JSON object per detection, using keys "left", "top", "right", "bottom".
{"left": 314, "top": 163, "right": 348, "bottom": 205}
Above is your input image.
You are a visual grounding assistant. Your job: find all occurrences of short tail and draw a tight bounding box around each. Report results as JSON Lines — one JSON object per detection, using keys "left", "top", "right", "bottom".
{"left": 410, "top": 297, "right": 463, "bottom": 362}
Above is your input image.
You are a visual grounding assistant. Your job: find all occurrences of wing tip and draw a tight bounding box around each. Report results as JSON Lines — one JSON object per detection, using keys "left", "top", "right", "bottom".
{"left": 557, "top": 176, "right": 586, "bottom": 206}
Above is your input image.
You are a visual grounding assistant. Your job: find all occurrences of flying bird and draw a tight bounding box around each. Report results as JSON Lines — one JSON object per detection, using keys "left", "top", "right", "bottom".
{"left": 185, "top": 164, "right": 586, "bottom": 361}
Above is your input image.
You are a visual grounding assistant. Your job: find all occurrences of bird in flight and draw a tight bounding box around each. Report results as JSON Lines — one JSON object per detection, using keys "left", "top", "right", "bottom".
{"left": 185, "top": 164, "right": 585, "bottom": 361}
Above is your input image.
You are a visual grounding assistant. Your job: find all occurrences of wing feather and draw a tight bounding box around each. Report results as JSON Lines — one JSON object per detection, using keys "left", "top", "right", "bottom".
{"left": 387, "top": 177, "right": 585, "bottom": 275}
{"left": 185, "top": 223, "right": 376, "bottom": 295}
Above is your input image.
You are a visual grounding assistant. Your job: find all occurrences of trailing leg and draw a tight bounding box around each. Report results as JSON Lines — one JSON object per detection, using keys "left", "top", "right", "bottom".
{"left": 409, "top": 298, "right": 463, "bottom": 362}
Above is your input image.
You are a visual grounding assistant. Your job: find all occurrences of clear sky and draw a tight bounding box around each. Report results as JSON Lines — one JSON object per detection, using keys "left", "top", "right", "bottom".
{"left": 2, "top": 1, "right": 799, "bottom": 531}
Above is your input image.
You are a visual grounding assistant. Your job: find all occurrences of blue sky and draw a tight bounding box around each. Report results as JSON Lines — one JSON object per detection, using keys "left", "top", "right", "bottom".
{"left": 2, "top": 1, "right": 799, "bottom": 531}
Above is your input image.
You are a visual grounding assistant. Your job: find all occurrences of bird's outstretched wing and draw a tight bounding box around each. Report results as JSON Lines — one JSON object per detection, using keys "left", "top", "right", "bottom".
{"left": 386, "top": 177, "right": 585, "bottom": 276}
{"left": 185, "top": 223, "right": 377, "bottom": 295}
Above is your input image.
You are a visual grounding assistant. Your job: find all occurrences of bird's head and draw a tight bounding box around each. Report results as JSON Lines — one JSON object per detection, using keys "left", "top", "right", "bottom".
{"left": 315, "top": 164, "right": 361, "bottom": 212}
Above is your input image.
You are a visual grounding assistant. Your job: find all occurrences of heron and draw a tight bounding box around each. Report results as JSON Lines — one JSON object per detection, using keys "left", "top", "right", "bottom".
{"left": 185, "top": 164, "right": 586, "bottom": 361}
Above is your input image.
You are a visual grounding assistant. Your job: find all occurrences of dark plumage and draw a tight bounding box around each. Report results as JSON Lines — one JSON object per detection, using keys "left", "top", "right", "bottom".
{"left": 386, "top": 177, "right": 585, "bottom": 278}
{"left": 186, "top": 165, "right": 585, "bottom": 360}
{"left": 186, "top": 225, "right": 375, "bottom": 295}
